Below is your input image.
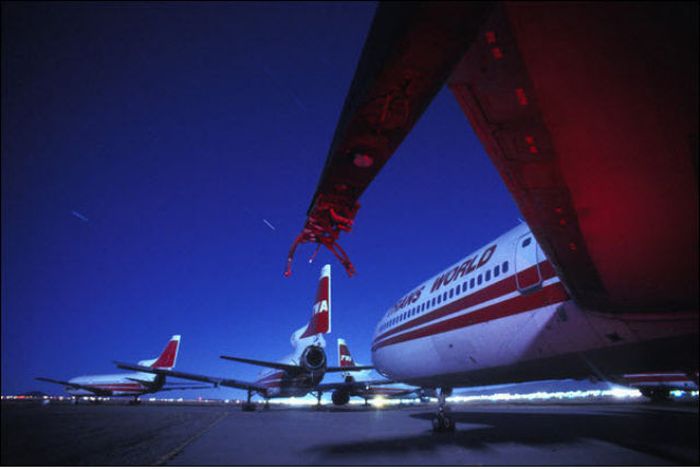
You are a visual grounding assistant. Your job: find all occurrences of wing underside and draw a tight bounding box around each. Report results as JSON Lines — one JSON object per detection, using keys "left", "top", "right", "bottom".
{"left": 287, "top": 2, "right": 698, "bottom": 316}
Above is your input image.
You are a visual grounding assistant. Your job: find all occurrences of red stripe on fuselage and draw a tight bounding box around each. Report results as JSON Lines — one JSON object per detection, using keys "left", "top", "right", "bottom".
{"left": 256, "top": 371, "right": 286, "bottom": 387}
{"left": 372, "top": 281, "right": 568, "bottom": 351}
{"left": 375, "top": 261, "right": 557, "bottom": 343}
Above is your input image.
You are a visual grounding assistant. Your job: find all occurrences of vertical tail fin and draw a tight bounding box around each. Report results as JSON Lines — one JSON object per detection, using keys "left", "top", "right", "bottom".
{"left": 299, "top": 264, "right": 332, "bottom": 339}
{"left": 138, "top": 335, "right": 181, "bottom": 370}
{"left": 338, "top": 338, "right": 356, "bottom": 368}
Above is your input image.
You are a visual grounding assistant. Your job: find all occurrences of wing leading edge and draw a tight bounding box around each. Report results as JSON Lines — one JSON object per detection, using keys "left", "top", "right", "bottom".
{"left": 114, "top": 362, "right": 267, "bottom": 393}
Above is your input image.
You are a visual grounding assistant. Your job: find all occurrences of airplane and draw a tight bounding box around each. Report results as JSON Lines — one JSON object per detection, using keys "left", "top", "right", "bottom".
{"left": 285, "top": 3, "right": 699, "bottom": 431}
{"left": 619, "top": 371, "right": 699, "bottom": 402}
{"left": 116, "top": 265, "right": 375, "bottom": 410}
{"left": 327, "top": 338, "right": 433, "bottom": 406}
{"left": 36, "top": 335, "right": 209, "bottom": 403}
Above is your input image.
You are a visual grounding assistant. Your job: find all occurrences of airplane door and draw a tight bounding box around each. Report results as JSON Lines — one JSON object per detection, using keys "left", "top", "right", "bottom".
{"left": 515, "top": 232, "right": 542, "bottom": 293}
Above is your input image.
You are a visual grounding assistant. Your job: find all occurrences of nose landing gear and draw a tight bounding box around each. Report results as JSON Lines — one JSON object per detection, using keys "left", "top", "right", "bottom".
{"left": 432, "top": 388, "right": 455, "bottom": 432}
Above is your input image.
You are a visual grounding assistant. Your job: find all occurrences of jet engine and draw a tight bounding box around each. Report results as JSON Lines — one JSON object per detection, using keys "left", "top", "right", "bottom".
{"left": 300, "top": 345, "right": 326, "bottom": 372}
{"left": 332, "top": 389, "right": 350, "bottom": 406}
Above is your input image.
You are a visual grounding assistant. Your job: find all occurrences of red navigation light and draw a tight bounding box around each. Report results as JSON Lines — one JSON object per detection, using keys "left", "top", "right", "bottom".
{"left": 353, "top": 153, "right": 374, "bottom": 168}
{"left": 491, "top": 47, "right": 503, "bottom": 60}
{"left": 524, "top": 135, "right": 538, "bottom": 154}
{"left": 515, "top": 88, "right": 528, "bottom": 106}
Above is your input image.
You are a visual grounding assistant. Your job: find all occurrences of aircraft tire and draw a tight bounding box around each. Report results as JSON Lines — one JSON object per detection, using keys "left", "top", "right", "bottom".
{"left": 432, "top": 413, "right": 455, "bottom": 432}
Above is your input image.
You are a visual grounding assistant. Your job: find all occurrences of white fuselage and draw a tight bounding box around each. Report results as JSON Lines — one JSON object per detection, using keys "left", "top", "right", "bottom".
{"left": 67, "top": 372, "right": 157, "bottom": 396}
{"left": 372, "top": 223, "right": 698, "bottom": 388}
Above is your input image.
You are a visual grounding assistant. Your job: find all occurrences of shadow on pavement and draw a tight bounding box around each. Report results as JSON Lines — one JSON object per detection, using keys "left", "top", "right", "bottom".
{"left": 305, "top": 407, "right": 699, "bottom": 464}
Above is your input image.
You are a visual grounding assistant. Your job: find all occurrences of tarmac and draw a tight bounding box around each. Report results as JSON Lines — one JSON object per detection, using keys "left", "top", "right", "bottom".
{"left": 2, "top": 400, "right": 698, "bottom": 465}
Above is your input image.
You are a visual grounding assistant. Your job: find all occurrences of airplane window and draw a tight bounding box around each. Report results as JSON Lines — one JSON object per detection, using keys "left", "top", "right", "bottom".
{"left": 485, "top": 270, "right": 491, "bottom": 281}
{"left": 456, "top": 284, "right": 461, "bottom": 294}
{"left": 522, "top": 237, "right": 532, "bottom": 247}
{"left": 437, "top": 296, "right": 441, "bottom": 304}
{"left": 442, "top": 292, "right": 448, "bottom": 302}
{"left": 462, "top": 281, "right": 467, "bottom": 291}
{"left": 502, "top": 261, "right": 509, "bottom": 273}
{"left": 494, "top": 265, "right": 500, "bottom": 277}
{"left": 470, "top": 278, "right": 475, "bottom": 288}
{"left": 449, "top": 289, "right": 454, "bottom": 299}
{"left": 432, "top": 298, "right": 436, "bottom": 307}
{"left": 478, "top": 274, "right": 482, "bottom": 285}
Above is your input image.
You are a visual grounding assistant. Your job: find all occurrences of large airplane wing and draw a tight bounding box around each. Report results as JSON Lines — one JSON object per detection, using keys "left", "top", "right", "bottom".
{"left": 287, "top": 2, "right": 698, "bottom": 315}
{"left": 219, "top": 355, "right": 373, "bottom": 373}
{"left": 114, "top": 362, "right": 267, "bottom": 393}
{"left": 284, "top": 2, "right": 494, "bottom": 278}
{"left": 218, "top": 355, "right": 305, "bottom": 372}
{"left": 35, "top": 377, "right": 113, "bottom": 396}
{"left": 124, "top": 377, "right": 213, "bottom": 391}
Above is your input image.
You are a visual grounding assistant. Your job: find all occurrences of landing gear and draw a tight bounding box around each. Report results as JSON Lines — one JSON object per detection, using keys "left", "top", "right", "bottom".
{"left": 128, "top": 397, "right": 141, "bottom": 406}
{"left": 432, "top": 388, "right": 455, "bottom": 432}
{"left": 641, "top": 388, "right": 671, "bottom": 402}
{"left": 242, "top": 389, "right": 256, "bottom": 411}
{"left": 314, "top": 391, "right": 323, "bottom": 410}
{"left": 263, "top": 400, "right": 270, "bottom": 410}
{"left": 364, "top": 397, "right": 369, "bottom": 407}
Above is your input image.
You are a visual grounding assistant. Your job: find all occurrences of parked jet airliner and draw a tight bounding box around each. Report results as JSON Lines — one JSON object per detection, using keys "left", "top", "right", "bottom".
{"left": 117, "top": 265, "right": 376, "bottom": 410}
{"left": 327, "top": 338, "right": 432, "bottom": 406}
{"left": 37, "top": 335, "right": 208, "bottom": 402}
{"left": 285, "top": 4, "right": 699, "bottom": 431}
{"left": 370, "top": 223, "right": 698, "bottom": 430}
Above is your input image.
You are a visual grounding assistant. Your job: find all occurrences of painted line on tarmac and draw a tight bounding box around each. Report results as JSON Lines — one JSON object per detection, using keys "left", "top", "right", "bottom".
{"left": 151, "top": 411, "right": 230, "bottom": 466}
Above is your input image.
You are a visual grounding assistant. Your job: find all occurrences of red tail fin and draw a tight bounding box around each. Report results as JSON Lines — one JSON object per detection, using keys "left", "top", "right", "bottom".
{"left": 338, "top": 338, "right": 356, "bottom": 367}
{"left": 151, "top": 335, "right": 181, "bottom": 369}
{"left": 300, "top": 265, "right": 331, "bottom": 338}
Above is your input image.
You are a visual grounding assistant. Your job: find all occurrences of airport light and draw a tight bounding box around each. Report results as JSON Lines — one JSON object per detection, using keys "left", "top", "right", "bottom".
{"left": 371, "top": 396, "right": 387, "bottom": 408}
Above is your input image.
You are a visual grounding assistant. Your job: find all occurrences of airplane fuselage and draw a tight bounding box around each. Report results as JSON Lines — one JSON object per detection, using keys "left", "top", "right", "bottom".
{"left": 372, "top": 223, "right": 699, "bottom": 388}
{"left": 66, "top": 372, "right": 159, "bottom": 397}
{"left": 254, "top": 351, "right": 325, "bottom": 399}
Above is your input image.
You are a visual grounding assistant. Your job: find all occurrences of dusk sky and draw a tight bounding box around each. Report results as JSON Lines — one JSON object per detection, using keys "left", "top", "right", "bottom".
{"left": 2, "top": 2, "right": 521, "bottom": 399}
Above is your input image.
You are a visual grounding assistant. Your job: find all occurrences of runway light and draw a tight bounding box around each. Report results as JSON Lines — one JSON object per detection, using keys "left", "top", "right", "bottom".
{"left": 372, "top": 396, "right": 387, "bottom": 408}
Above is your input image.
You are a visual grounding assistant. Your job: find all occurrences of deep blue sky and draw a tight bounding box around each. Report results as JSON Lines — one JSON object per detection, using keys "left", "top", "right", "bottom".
{"left": 1, "top": 2, "right": 521, "bottom": 399}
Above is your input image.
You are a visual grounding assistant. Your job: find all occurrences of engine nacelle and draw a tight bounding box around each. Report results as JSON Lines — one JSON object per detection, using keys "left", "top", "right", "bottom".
{"left": 300, "top": 345, "right": 326, "bottom": 372}
{"left": 332, "top": 390, "right": 350, "bottom": 406}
